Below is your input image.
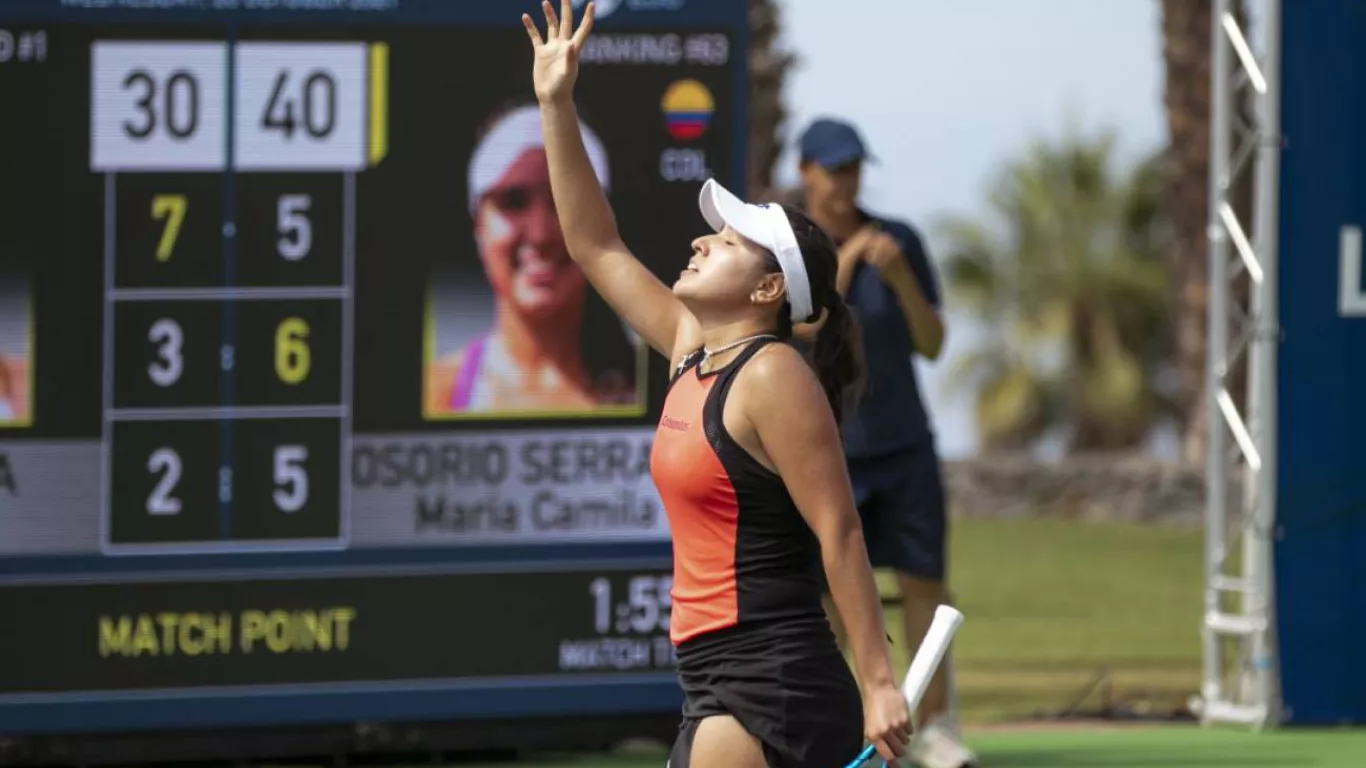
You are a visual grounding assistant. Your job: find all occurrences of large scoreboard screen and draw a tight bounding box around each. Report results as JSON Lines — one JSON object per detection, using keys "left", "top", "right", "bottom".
{"left": 0, "top": 0, "right": 745, "bottom": 738}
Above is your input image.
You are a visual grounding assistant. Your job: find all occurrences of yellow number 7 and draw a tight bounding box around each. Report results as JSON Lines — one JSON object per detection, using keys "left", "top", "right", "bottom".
{"left": 151, "top": 194, "right": 188, "bottom": 263}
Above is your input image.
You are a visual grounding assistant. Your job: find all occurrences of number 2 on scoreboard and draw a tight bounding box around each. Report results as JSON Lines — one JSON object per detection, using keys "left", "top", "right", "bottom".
{"left": 151, "top": 193, "right": 187, "bottom": 262}
{"left": 146, "top": 447, "right": 183, "bottom": 516}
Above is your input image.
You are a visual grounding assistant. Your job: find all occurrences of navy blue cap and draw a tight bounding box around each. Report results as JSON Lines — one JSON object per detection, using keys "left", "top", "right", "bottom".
{"left": 798, "top": 117, "right": 876, "bottom": 169}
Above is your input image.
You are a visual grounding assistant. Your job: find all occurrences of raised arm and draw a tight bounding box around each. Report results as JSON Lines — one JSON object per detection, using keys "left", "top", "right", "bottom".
{"left": 523, "top": 1, "right": 693, "bottom": 358}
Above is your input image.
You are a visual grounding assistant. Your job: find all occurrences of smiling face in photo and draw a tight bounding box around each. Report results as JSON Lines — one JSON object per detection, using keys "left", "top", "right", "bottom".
{"left": 473, "top": 147, "right": 586, "bottom": 322}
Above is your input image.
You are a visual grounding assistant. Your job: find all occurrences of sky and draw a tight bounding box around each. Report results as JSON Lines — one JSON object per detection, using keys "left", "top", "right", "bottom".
{"left": 771, "top": 0, "right": 1169, "bottom": 458}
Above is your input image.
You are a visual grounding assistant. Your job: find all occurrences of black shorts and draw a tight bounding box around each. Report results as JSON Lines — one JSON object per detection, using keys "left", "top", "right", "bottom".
{"left": 668, "top": 620, "right": 863, "bottom": 768}
{"left": 846, "top": 442, "right": 947, "bottom": 582}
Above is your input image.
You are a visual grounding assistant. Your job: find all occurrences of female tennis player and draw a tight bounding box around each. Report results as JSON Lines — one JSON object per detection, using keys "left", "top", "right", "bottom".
{"left": 522, "top": 3, "right": 912, "bottom": 767}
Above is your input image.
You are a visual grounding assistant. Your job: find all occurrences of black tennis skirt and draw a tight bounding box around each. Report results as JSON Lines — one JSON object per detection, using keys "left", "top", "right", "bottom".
{"left": 668, "top": 617, "right": 864, "bottom": 768}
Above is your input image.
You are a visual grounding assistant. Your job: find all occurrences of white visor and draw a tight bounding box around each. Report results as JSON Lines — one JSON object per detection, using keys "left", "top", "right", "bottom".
{"left": 467, "top": 105, "right": 610, "bottom": 213}
{"left": 698, "top": 178, "right": 814, "bottom": 323}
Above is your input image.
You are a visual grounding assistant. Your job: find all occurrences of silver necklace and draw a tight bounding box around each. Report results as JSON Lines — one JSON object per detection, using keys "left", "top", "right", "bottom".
{"left": 701, "top": 333, "right": 777, "bottom": 364}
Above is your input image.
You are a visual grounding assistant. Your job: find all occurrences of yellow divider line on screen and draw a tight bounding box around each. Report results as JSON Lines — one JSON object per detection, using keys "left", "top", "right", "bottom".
{"left": 368, "top": 42, "right": 389, "bottom": 166}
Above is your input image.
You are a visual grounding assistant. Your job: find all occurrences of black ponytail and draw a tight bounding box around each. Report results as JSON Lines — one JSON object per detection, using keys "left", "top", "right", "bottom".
{"left": 762, "top": 205, "right": 867, "bottom": 424}
{"left": 809, "top": 291, "right": 865, "bottom": 424}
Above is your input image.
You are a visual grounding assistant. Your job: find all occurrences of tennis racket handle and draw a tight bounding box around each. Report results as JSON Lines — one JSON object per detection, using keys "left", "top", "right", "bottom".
{"left": 900, "top": 605, "right": 964, "bottom": 711}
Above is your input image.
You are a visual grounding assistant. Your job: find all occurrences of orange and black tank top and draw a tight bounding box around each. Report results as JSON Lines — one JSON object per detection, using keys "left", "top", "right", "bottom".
{"left": 650, "top": 338, "right": 825, "bottom": 647}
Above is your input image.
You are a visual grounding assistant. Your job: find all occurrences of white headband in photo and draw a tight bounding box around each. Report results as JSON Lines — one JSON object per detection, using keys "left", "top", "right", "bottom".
{"left": 466, "top": 105, "right": 610, "bottom": 212}
{"left": 698, "top": 179, "right": 814, "bottom": 323}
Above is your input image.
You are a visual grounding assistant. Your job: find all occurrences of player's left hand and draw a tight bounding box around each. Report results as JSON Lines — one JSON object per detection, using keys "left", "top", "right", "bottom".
{"left": 522, "top": 0, "right": 596, "bottom": 105}
{"left": 863, "top": 682, "right": 913, "bottom": 762}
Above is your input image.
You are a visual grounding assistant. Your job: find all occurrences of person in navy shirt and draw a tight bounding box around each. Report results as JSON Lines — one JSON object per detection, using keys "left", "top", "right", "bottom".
{"left": 793, "top": 117, "right": 976, "bottom": 768}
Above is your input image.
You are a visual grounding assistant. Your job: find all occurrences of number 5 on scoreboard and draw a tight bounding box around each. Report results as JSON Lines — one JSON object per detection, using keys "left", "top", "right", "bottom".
{"left": 277, "top": 194, "right": 313, "bottom": 261}
{"left": 151, "top": 194, "right": 187, "bottom": 262}
{"left": 273, "top": 445, "right": 309, "bottom": 513}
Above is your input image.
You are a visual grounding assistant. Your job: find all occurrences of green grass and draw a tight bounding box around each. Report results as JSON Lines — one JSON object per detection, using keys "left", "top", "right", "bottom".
{"left": 466, "top": 726, "right": 1366, "bottom": 768}
{"left": 964, "top": 726, "right": 1366, "bottom": 766}
{"left": 875, "top": 517, "right": 1204, "bottom": 723}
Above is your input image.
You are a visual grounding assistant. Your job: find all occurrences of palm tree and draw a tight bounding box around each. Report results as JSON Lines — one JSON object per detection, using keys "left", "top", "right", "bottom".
{"left": 1160, "top": 0, "right": 1253, "bottom": 464}
{"left": 937, "top": 129, "right": 1177, "bottom": 454}
{"left": 746, "top": 0, "right": 795, "bottom": 200}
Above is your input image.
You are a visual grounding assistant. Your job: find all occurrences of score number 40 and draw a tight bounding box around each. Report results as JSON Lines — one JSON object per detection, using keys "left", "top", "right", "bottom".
{"left": 146, "top": 444, "right": 310, "bottom": 516}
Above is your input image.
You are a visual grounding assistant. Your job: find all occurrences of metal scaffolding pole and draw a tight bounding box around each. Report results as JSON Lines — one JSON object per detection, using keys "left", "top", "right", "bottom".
{"left": 1195, "top": 0, "right": 1282, "bottom": 729}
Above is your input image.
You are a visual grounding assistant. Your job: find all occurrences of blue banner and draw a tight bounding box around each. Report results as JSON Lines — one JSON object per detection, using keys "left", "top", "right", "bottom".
{"left": 1276, "top": 0, "right": 1366, "bottom": 726}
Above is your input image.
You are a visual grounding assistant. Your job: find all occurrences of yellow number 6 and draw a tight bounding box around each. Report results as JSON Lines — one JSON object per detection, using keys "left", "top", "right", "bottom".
{"left": 275, "top": 318, "right": 311, "bottom": 385}
{"left": 151, "top": 194, "right": 187, "bottom": 263}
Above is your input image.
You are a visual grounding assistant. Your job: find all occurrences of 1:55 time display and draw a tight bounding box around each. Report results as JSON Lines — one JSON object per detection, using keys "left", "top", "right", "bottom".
{"left": 589, "top": 575, "right": 671, "bottom": 635}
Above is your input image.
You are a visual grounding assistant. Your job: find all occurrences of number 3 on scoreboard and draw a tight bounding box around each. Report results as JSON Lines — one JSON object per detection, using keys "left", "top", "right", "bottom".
{"left": 148, "top": 317, "right": 184, "bottom": 387}
{"left": 275, "top": 317, "right": 310, "bottom": 385}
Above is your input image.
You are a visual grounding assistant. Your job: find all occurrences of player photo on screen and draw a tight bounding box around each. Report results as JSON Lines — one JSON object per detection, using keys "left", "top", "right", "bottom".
{"left": 0, "top": 272, "right": 33, "bottom": 428}
{"left": 423, "top": 101, "right": 646, "bottom": 420}
{"left": 349, "top": 27, "right": 734, "bottom": 433}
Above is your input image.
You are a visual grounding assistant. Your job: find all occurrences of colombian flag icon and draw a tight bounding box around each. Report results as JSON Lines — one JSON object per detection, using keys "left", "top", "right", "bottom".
{"left": 661, "top": 79, "right": 715, "bottom": 142}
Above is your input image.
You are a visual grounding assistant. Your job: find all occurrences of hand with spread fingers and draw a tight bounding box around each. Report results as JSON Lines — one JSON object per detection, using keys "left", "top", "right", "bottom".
{"left": 522, "top": 0, "right": 596, "bottom": 105}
